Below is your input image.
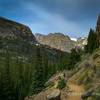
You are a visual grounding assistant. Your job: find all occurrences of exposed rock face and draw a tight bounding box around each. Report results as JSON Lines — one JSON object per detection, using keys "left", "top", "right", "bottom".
{"left": 76, "top": 37, "right": 87, "bottom": 49}
{"left": 0, "top": 17, "right": 36, "bottom": 43}
{"left": 35, "top": 33, "right": 75, "bottom": 52}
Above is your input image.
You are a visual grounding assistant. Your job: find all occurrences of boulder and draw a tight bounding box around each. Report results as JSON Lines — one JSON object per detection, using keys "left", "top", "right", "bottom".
{"left": 47, "top": 89, "right": 61, "bottom": 100}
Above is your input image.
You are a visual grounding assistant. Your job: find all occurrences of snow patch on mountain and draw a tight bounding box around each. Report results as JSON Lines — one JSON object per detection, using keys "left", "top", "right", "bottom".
{"left": 70, "top": 38, "right": 77, "bottom": 41}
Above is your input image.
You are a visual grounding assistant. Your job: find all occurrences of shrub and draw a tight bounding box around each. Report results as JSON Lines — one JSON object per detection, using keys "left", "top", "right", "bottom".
{"left": 57, "top": 79, "right": 66, "bottom": 89}
{"left": 45, "top": 82, "right": 55, "bottom": 88}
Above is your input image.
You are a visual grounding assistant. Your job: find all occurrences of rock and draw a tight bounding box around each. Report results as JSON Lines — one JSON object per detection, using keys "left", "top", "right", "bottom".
{"left": 76, "top": 37, "right": 87, "bottom": 50}
{"left": 25, "top": 96, "right": 34, "bottom": 100}
{"left": 47, "top": 89, "right": 61, "bottom": 100}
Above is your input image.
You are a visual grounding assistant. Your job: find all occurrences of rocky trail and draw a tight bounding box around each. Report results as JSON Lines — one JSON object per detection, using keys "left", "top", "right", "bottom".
{"left": 32, "top": 83, "right": 84, "bottom": 100}
{"left": 66, "top": 83, "right": 84, "bottom": 100}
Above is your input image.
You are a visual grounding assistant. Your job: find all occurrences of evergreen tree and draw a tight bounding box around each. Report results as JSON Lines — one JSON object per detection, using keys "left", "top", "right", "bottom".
{"left": 17, "top": 60, "right": 24, "bottom": 100}
{"left": 85, "top": 29, "right": 98, "bottom": 53}
{"left": 0, "top": 49, "right": 15, "bottom": 100}
{"left": 67, "top": 48, "right": 81, "bottom": 70}
{"left": 30, "top": 47, "right": 45, "bottom": 94}
{"left": 41, "top": 48, "right": 49, "bottom": 81}
{"left": 97, "top": 32, "right": 100, "bottom": 48}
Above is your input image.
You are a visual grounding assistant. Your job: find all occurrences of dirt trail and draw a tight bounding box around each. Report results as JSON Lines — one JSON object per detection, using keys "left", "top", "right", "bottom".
{"left": 66, "top": 83, "right": 84, "bottom": 100}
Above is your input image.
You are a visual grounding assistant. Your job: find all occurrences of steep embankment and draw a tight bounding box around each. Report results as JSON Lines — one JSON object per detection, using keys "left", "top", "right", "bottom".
{"left": 68, "top": 49, "right": 100, "bottom": 100}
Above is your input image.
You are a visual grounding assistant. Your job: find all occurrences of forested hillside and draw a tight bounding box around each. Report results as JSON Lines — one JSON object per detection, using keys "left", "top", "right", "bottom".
{"left": 0, "top": 15, "right": 100, "bottom": 100}
{"left": 0, "top": 17, "right": 70, "bottom": 100}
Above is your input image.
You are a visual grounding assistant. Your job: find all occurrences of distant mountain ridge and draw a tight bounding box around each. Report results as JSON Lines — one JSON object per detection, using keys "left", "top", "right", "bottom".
{"left": 35, "top": 33, "right": 87, "bottom": 52}
{"left": 0, "top": 17, "right": 87, "bottom": 52}
{"left": 35, "top": 33, "right": 76, "bottom": 52}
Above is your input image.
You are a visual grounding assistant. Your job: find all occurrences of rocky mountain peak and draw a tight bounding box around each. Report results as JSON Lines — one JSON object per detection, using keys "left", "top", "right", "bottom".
{"left": 48, "top": 33, "right": 70, "bottom": 40}
{"left": 35, "top": 33, "right": 75, "bottom": 52}
{"left": 0, "top": 17, "right": 36, "bottom": 43}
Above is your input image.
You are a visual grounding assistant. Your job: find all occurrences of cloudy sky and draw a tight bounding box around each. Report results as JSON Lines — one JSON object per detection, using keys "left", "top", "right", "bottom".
{"left": 0, "top": 0, "right": 100, "bottom": 38}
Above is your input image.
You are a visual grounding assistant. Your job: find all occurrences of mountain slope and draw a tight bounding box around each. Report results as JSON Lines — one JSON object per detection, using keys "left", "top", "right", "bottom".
{"left": 35, "top": 33, "right": 76, "bottom": 52}
{"left": 68, "top": 49, "right": 100, "bottom": 100}
{"left": 0, "top": 17, "right": 70, "bottom": 100}
{"left": 0, "top": 17, "right": 36, "bottom": 43}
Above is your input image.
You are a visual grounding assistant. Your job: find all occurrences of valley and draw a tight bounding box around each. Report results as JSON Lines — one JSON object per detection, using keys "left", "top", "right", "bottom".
{"left": 0, "top": 15, "right": 99, "bottom": 100}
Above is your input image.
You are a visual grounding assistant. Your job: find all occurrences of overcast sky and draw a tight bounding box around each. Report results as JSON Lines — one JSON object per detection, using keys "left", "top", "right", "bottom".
{"left": 0, "top": 0, "right": 100, "bottom": 38}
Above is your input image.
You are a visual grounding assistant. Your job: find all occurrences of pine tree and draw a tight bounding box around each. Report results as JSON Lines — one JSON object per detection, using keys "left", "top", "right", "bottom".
{"left": 85, "top": 29, "right": 98, "bottom": 53}
{"left": 68, "top": 48, "right": 81, "bottom": 70}
{"left": 17, "top": 60, "right": 24, "bottom": 100}
{"left": 30, "top": 47, "right": 45, "bottom": 94}
{"left": 97, "top": 32, "right": 100, "bottom": 48}
{"left": 0, "top": 49, "right": 15, "bottom": 100}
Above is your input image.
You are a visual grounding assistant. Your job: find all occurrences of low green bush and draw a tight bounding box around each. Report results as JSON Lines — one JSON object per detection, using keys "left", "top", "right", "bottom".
{"left": 45, "top": 82, "right": 55, "bottom": 88}
{"left": 57, "top": 79, "right": 66, "bottom": 89}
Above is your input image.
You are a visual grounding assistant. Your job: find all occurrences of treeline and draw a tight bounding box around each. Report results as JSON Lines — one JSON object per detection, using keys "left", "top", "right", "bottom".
{"left": 0, "top": 38, "right": 69, "bottom": 100}
{"left": 85, "top": 28, "right": 100, "bottom": 53}
{"left": 65, "top": 28, "right": 100, "bottom": 70}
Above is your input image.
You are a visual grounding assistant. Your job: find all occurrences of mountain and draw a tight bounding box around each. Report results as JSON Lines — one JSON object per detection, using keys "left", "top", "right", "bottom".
{"left": 35, "top": 33, "right": 76, "bottom": 52}
{"left": 0, "top": 17, "right": 36, "bottom": 43}
{"left": 28, "top": 16, "right": 100, "bottom": 100}
{"left": 32, "top": 15, "right": 99, "bottom": 100}
{"left": 0, "top": 16, "right": 99, "bottom": 100}
{"left": 0, "top": 17, "right": 70, "bottom": 100}
{"left": 70, "top": 37, "right": 77, "bottom": 41}
{"left": 35, "top": 33, "right": 87, "bottom": 52}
